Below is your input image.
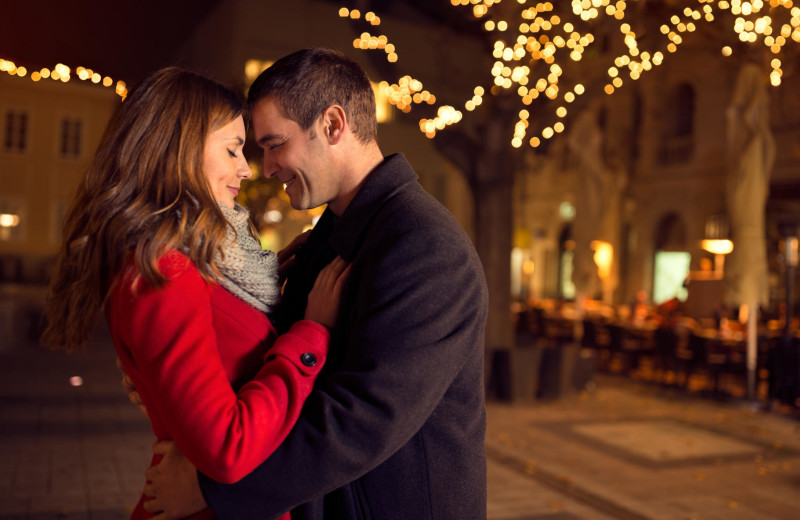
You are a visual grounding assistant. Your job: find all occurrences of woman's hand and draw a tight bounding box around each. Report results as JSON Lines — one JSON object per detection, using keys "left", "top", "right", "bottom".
{"left": 277, "top": 230, "right": 311, "bottom": 284}
{"left": 304, "top": 257, "right": 351, "bottom": 329}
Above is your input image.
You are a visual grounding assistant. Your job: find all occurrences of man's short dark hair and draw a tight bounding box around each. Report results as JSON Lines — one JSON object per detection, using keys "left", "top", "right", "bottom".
{"left": 248, "top": 48, "right": 378, "bottom": 143}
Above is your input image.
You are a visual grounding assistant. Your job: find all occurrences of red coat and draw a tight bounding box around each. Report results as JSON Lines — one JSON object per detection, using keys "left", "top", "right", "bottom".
{"left": 108, "top": 250, "right": 328, "bottom": 520}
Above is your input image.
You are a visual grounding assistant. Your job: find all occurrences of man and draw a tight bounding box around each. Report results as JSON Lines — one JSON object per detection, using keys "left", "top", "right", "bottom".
{"left": 144, "top": 48, "right": 488, "bottom": 520}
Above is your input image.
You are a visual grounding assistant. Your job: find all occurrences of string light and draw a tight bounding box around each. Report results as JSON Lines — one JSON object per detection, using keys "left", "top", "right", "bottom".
{"left": 340, "top": 8, "right": 392, "bottom": 59}
{"left": 340, "top": 1, "right": 800, "bottom": 146}
{"left": 0, "top": 57, "right": 128, "bottom": 99}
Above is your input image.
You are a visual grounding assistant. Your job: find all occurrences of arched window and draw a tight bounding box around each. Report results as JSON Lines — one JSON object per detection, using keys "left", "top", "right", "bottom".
{"left": 655, "top": 213, "right": 687, "bottom": 251}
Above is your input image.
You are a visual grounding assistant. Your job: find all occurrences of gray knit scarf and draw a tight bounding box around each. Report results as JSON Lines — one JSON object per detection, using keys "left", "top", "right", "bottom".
{"left": 215, "top": 203, "right": 280, "bottom": 314}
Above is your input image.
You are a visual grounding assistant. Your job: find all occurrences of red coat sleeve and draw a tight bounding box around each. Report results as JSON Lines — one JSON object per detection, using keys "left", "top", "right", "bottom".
{"left": 111, "top": 254, "right": 329, "bottom": 483}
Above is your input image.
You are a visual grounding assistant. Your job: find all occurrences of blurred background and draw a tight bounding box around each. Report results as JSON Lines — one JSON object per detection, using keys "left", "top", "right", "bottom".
{"left": 2, "top": 1, "right": 800, "bottom": 519}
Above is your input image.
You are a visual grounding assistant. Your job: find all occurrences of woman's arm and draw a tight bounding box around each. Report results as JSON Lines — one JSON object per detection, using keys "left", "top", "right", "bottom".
{"left": 113, "top": 254, "right": 328, "bottom": 484}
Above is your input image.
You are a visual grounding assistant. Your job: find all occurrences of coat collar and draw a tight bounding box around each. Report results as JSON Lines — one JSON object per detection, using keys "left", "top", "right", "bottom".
{"left": 317, "top": 153, "right": 417, "bottom": 260}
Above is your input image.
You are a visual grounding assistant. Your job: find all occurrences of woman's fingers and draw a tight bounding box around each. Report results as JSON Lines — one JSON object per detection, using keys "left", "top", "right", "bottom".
{"left": 304, "top": 257, "right": 350, "bottom": 328}
{"left": 334, "top": 264, "right": 352, "bottom": 293}
{"left": 316, "top": 257, "right": 348, "bottom": 292}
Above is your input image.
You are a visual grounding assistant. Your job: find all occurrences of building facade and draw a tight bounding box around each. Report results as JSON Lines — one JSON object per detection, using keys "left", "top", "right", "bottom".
{"left": 0, "top": 72, "right": 119, "bottom": 282}
{"left": 514, "top": 33, "right": 800, "bottom": 319}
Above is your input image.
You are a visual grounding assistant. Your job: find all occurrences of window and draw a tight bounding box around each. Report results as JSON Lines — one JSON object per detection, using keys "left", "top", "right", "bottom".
{"left": 560, "top": 249, "right": 576, "bottom": 300}
{"left": 655, "top": 212, "right": 687, "bottom": 251}
{"left": 3, "top": 110, "right": 28, "bottom": 153}
{"left": 59, "top": 117, "right": 83, "bottom": 158}
{"left": 558, "top": 224, "right": 576, "bottom": 300}
{"left": 653, "top": 251, "right": 690, "bottom": 304}
{"left": 669, "top": 83, "right": 695, "bottom": 137}
{"left": 658, "top": 83, "right": 695, "bottom": 165}
{"left": 653, "top": 213, "right": 690, "bottom": 304}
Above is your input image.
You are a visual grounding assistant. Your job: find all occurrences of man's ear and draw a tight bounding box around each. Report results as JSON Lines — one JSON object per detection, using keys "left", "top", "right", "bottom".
{"left": 322, "top": 105, "right": 347, "bottom": 144}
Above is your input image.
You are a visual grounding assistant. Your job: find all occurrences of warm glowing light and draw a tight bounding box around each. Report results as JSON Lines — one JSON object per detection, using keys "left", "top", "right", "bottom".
{"left": 522, "top": 260, "right": 535, "bottom": 276}
{"left": 1, "top": 55, "right": 126, "bottom": 98}
{"left": 244, "top": 59, "right": 275, "bottom": 93}
{"left": 339, "top": 1, "right": 798, "bottom": 146}
{"left": 264, "top": 210, "right": 283, "bottom": 224}
{"left": 372, "top": 81, "right": 393, "bottom": 123}
{"left": 0, "top": 214, "right": 20, "bottom": 228}
{"left": 69, "top": 376, "right": 84, "bottom": 387}
{"left": 701, "top": 239, "right": 734, "bottom": 255}
{"left": 591, "top": 240, "right": 613, "bottom": 280}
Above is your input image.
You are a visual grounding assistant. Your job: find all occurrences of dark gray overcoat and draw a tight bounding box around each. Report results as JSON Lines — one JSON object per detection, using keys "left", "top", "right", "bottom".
{"left": 200, "top": 153, "right": 489, "bottom": 520}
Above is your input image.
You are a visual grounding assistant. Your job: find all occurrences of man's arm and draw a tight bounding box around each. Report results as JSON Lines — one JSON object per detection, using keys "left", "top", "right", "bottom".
{"left": 199, "top": 222, "right": 488, "bottom": 520}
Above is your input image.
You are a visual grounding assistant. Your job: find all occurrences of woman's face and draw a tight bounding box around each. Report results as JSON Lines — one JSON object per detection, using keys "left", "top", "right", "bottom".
{"left": 203, "top": 115, "right": 250, "bottom": 208}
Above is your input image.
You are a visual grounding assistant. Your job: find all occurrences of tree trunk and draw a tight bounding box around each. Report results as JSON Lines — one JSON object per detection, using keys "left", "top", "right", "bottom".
{"left": 473, "top": 169, "right": 514, "bottom": 350}
{"left": 431, "top": 97, "right": 518, "bottom": 352}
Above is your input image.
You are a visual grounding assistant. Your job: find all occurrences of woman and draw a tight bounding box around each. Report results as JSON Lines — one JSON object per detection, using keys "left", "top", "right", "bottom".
{"left": 42, "top": 67, "right": 347, "bottom": 519}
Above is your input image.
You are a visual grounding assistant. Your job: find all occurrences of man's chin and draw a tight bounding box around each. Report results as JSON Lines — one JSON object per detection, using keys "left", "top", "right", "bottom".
{"left": 288, "top": 198, "right": 307, "bottom": 211}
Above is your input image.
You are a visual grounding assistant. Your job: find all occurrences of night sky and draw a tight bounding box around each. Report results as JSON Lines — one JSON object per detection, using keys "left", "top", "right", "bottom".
{"left": 0, "top": 1, "right": 485, "bottom": 84}
{"left": 0, "top": 0, "right": 220, "bottom": 83}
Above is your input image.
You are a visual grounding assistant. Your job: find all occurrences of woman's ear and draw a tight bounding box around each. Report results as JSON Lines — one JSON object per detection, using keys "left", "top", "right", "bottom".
{"left": 322, "top": 105, "right": 347, "bottom": 143}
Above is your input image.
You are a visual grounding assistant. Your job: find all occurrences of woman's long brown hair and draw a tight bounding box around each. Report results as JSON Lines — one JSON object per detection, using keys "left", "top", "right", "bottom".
{"left": 42, "top": 67, "right": 244, "bottom": 351}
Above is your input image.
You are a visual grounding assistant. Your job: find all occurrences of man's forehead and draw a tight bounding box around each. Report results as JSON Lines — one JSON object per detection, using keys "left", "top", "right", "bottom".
{"left": 254, "top": 97, "right": 297, "bottom": 121}
{"left": 252, "top": 100, "right": 292, "bottom": 140}
{"left": 255, "top": 96, "right": 295, "bottom": 121}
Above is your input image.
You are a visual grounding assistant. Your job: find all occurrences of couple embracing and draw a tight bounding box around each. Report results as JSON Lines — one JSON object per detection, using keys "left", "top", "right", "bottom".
{"left": 44, "top": 48, "right": 488, "bottom": 520}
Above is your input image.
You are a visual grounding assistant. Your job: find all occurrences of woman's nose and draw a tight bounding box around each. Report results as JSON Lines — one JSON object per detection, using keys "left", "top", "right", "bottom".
{"left": 238, "top": 157, "right": 252, "bottom": 179}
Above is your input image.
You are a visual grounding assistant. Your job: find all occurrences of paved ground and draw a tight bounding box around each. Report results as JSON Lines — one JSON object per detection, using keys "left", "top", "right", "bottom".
{"left": 1, "top": 315, "right": 799, "bottom": 519}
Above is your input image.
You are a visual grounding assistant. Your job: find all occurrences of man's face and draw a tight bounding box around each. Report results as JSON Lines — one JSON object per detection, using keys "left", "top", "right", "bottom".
{"left": 252, "top": 97, "right": 335, "bottom": 211}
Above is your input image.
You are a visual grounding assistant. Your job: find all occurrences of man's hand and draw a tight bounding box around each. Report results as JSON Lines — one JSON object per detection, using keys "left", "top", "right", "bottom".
{"left": 143, "top": 441, "right": 207, "bottom": 520}
{"left": 116, "top": 357, "right": 148, "bottom": 416}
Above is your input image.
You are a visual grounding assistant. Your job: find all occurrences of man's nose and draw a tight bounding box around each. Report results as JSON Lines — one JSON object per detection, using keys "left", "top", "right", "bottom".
{"left": 262, "top": 154, "right": 277, "bottom": 178}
